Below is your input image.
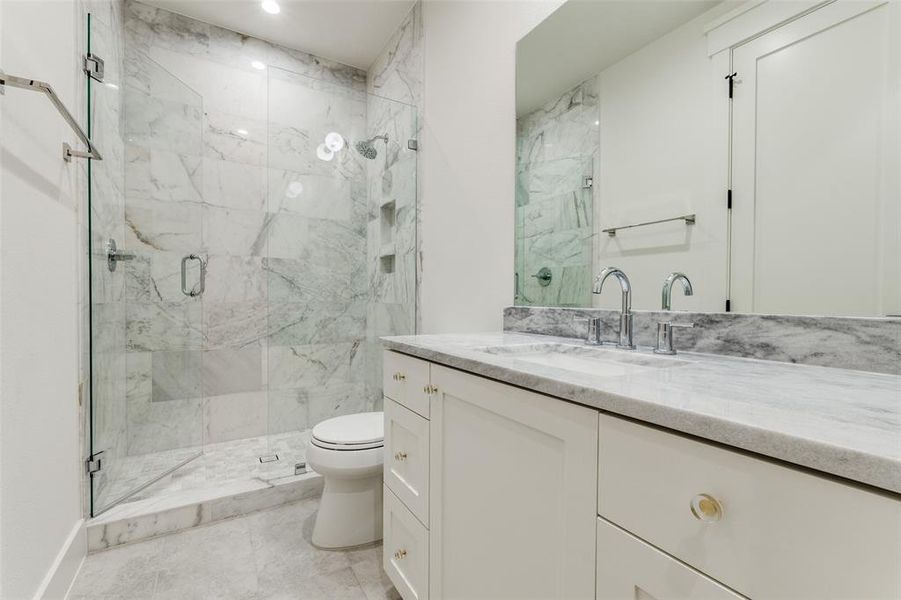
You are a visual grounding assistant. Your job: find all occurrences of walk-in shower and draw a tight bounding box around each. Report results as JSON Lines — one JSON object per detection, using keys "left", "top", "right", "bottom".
{"left": 85, "top": 3, "right": 418, "bottom": 517}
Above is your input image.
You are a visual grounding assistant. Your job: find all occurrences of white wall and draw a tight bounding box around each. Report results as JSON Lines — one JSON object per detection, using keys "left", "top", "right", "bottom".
{"left": 0, "top": 1, "right": 86, "bottom": 597}
{"left": 419, "top": 0, "right": 563, "bottom": 333}
{"left": 592, "top": 4, "right": 732, "bottom": 313}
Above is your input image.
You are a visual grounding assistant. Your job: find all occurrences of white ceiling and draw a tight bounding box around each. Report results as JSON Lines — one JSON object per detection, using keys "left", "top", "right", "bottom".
{"left": 516, "top": 0, "right": 723, "bottom": 116}
{"left": 142, "top": 0, "right": 416, "bottom": 70}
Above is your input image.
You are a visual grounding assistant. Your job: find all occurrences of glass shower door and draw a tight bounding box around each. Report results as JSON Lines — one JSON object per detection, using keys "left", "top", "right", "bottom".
{"left": 88, "top": 10, "right": 205, "bottom": 514}
{"left": 264, "top": 66, "right": 419, "bottom": 467}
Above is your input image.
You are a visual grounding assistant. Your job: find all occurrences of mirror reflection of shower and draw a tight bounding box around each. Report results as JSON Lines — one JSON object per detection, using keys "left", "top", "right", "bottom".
{"left": 355, "top": 133, "right": 388, "bottom": 159}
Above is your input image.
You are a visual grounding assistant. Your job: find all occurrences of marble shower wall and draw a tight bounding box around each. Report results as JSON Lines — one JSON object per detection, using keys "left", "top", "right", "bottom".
{"left": 117, "top": 1, "right": 418, "bottom": 458}
{"left": 515, "top": 77, "right": 599, "bottom": 307}
{"left": 367, "top": 1, "right": 422, "bottom": 107}
{"left": 265, "top": 66, "right": 370, "bottom": 433}
{"left": 365, "top": 2, "right": 422, "bottom": 410}
{"left": 504, "top": 306, "right": 901, "bottom": 375}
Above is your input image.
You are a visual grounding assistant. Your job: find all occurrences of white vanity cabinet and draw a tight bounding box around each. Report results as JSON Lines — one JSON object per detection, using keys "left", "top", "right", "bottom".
{"left": 598, "top": 414, "right": 901, "bottom": 599}
{"left": 383, "top": 350, "right": 901, "bottom": 600}
{"left": 428, "top": 363, "right": 598, "bottom": 600}
{"left": 383, "top": 352, "right": 433, "bottom": 600}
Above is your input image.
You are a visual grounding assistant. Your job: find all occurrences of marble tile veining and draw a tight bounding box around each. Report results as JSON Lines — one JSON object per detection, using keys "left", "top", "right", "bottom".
{"left": 504, "top": 305, "right": 901, "bottom": 375}
{"left": 383, "top": 332, "right": 901, "bottom": 493}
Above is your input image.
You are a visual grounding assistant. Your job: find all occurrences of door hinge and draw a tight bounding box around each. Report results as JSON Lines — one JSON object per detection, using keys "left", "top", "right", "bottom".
{"left": 725, "top": 72, "right": 737, "bottom": 99}
{"left": 407, "top": 139, "right": 418, "bottom": 151}
{"left": 84, "top": 53, "right": 105, "bottom": 83}
{"left": 727, "top": 189, "right": 733, "bottom": 209}
{"left": 725, "top": 299, "right": 732, "bottom": 312}
{"left": 86, "top": 451, "right": 104, "bottom": 475}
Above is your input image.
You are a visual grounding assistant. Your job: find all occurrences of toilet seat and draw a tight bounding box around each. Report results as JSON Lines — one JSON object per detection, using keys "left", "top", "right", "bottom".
{"left": 311, "top": 412, "right": 384, "bottom": 451}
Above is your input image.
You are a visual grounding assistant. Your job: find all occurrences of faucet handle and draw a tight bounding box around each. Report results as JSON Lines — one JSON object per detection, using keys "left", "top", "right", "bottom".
{"left": 574, "top": 316, "right": 605, "bottom": 346}
{"left": 654, "top": 321, "right": 694, "bottom": 355}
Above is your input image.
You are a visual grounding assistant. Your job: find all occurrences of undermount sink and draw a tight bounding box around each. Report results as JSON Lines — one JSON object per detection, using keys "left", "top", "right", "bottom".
{"left": 476, "top": 342, "right": 691, "bottom": 378}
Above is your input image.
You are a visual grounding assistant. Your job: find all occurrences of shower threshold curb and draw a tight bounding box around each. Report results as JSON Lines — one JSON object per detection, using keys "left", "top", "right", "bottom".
{"left": 86, "top": 470, "right": 324, "bottom": 553}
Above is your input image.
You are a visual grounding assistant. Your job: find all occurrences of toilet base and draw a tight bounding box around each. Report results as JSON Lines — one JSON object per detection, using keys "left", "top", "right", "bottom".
{"left": 312, "top": 474, "right": 384, "bottom": 549}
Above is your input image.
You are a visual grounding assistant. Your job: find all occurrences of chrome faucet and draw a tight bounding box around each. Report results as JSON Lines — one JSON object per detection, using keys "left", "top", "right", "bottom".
{"left": 661, "top": 272, "right": 693, "bottom": 310}
{"left": 593, "top": 267, "right": 634, "bottom": 349}
{"left": 655, "top": 272, "right": 694, "bottom": 355}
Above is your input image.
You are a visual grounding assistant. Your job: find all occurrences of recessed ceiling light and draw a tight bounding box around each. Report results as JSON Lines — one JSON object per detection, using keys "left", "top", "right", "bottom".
{"left": 261, "top": 0, "right": 280, "bottom": 14}
{"left": 251, "top": 60, "right": 266, "bottom": 70}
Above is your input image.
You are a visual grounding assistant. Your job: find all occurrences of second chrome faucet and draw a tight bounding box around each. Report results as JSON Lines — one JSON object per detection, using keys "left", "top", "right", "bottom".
{"left": 589, "top": 267, "right": 695, "bottom": 354}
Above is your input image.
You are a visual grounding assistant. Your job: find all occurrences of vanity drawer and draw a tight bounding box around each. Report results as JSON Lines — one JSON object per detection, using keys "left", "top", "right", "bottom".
{"left": 383, "top": 351, "right": 431, "bottom": 418}
{"left": 385, "top": 398, "right": 429, "bottom": 525}
{"left": 597, "top": 517, "right": 745, "bottom": 599}
{"left": 598, "top": 414, "right": 901, "bottom": 599}
{"left": 384, "top": 485, "right": 429, "bottom": 600}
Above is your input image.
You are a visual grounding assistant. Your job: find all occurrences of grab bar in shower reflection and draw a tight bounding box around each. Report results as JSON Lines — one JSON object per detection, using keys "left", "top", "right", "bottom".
{"left": 0, "top": 70, "right": 103, "bottom": 161}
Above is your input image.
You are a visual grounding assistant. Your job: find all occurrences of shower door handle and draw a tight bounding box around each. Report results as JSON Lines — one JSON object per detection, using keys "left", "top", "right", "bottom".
{"left": 181, "top": 254, "right": 206, "bottom": 297}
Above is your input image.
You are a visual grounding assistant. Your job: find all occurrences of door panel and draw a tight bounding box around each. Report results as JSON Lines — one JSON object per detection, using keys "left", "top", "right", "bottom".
{"left": 429, "top": 365, "right": 597, "bottom": 600}
{"left": 730, "top": 0, "right": 900, "bottom": 316}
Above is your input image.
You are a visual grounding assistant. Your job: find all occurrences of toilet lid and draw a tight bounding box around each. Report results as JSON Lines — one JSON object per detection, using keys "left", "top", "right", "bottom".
{"left": 312, "top": 412, "right": 384, "bottom": 449}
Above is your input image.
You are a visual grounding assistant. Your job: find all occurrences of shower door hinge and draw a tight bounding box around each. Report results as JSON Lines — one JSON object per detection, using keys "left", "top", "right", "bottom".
{"left": 582, "top": 176, "right": 593, "bottom": 189}
{"left": 725, "top": 299, "right": 732, "bottom": 312}
{"left": 727, "top": 189, "right": 733, "bottom": 209}
{"left": 84, "top": 53, "right": 105, "bottom": 83}
{"left": 407, "top": 139, "right": 418, "bottom": 151}
{"left": 86, "top": 451, "right": 104, "bottom": 475}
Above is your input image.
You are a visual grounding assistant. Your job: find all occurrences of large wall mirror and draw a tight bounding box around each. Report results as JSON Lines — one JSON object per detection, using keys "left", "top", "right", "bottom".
{"left": 515, "top": 0, "right": 901, "bottom": 317}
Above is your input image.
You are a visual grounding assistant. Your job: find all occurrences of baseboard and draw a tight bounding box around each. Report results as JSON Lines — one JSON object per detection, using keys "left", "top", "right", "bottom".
{"left": 32, "top": 519, "right": 86, "bottom": 600}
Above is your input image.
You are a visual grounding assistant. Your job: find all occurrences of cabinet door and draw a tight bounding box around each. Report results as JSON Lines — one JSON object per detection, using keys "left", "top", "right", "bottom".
{"left": 429, "top": 365, "right": 598, "bottom": 600}
{"left": 597, "top": 518, "right": 745, "bottom": 600}
{"left": 385, "top": 398, "right": 430, "bottom": 525}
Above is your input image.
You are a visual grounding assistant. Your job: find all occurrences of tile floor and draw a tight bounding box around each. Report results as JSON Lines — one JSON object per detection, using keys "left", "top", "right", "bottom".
{"left": 70, "top": 496, "right": 401, "bottom": 600}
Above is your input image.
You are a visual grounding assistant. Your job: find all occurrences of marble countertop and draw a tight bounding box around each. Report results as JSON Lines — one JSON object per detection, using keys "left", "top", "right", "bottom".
{"left": 382, "top": 332, "right": 901, "bottom": 494}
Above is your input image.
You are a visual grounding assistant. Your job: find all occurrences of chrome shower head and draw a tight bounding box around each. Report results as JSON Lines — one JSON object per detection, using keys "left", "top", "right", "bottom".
{"left": 354, "top": 134, "right": 388, "bottom": 159}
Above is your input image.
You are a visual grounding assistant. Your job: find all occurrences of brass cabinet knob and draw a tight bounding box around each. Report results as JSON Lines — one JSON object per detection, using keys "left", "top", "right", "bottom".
{"left": 394, "top": 549, "right": 407, "bottom": 560}
{"left": 394, "top": 452, "right": 408, "bottom": 461}
{"left": 393, "top": 372, "right": 406, "bottom": 382}
{"left": 690, "top": 493, "right": 724, "bottom": 522}
{"left": 423, "top": 384, "right": 438, "bottom": 394}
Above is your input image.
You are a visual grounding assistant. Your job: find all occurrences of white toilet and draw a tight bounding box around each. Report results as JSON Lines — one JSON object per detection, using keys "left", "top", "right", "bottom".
{"left": 306, "top": 412, "right": 384, "bottom": 549}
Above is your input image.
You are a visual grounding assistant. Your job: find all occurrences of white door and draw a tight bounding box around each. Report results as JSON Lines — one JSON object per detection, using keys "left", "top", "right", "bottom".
{"left": 730, "top": 0, "right": 901, "bottom": 316}
{"left": 428, "top": 365, "right": 598, "bottom": 600}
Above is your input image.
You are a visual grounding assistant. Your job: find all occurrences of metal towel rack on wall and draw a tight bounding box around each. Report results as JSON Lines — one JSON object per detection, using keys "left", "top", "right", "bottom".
{"left": 0, "top": 70, "right": 103, "bottom": 161}
{"left": 602, "top": 213, "right": 695, "bottom": 237}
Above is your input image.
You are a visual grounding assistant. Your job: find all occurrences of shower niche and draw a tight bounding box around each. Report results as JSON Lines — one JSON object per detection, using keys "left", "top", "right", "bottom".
{"left": 380, "top": 200, "right": 397, "bottom": 274}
